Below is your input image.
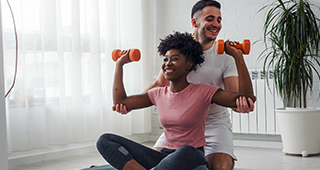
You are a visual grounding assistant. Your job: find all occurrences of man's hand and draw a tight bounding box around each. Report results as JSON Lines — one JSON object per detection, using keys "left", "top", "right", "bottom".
{"left": 232, "top": 96, "right": 256, "bottom": 113}
{"left": 112, "top": 103, "right": 130, "bottom": 115}
{"left": 224, "top": 40, "right": 243, "bottom": 57}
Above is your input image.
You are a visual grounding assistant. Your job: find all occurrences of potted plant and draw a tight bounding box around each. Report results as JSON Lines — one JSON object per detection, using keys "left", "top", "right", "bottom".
{"left": 259, "top": 0, "right": 320, "bottom": 157}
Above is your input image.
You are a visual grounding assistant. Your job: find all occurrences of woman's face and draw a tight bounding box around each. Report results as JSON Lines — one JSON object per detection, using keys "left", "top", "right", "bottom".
{"left": 162, "top": 49, "right": 192, "bottom": 82}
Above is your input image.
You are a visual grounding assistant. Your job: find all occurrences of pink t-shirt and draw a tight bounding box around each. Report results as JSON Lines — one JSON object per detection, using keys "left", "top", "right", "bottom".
{"left": 148, "top": 83, "right": 219, "bottom": 149}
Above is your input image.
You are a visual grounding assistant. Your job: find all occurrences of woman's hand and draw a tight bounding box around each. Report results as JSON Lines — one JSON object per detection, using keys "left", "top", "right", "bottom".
{"left": 116, "top": 49, "right": 132, "bottom": 66}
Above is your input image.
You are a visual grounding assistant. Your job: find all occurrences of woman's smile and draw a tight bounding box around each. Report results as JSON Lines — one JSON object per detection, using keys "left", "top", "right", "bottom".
{"left": 164, "top": 68, "right": 175, "bottom": 74}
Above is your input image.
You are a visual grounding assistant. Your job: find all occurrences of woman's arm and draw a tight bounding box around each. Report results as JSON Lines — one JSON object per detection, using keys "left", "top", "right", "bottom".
{"left": 113, "top": 50, "right": 153, "bottom": 111}
{"left": 212, "top": 40, "right": 255, "bottom": 108}
{"left": 112, "top": 63, "right": 168, "bottom": 113}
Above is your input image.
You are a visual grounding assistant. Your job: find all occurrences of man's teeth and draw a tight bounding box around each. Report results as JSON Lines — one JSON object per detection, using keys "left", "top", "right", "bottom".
{"left": 209, "top": 29, "right": 217, "bottom": 33}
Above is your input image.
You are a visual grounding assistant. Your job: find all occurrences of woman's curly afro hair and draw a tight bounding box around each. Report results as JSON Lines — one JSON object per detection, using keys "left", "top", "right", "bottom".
{"left": 157, "top": 31, "right": 204, "bottom": 72}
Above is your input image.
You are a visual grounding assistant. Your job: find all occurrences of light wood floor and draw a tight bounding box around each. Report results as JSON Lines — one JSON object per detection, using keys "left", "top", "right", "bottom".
{"left": 9, "top": 142, "right": 320, "bottom": 170}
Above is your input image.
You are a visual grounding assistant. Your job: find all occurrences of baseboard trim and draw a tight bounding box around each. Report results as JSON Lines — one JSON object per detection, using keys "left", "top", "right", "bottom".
{"left": 233, "top": 133, "right": 283, "bottom": 149}
{"left": 233, "top": 139, "right": 283, "bottom": 149}
{"left": 149, "top": 135, "right": 161, "bottom": 142}
{"left": 125, "top": 133, "right": 152, "bottom": 143}
{"left": 8, "top": 142, "right": 96, "bottom": 168}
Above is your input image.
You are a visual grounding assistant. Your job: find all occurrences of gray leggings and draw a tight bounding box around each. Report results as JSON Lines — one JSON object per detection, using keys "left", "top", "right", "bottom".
{"left": 96, "top": 133, "right": 207, "bottom": 170}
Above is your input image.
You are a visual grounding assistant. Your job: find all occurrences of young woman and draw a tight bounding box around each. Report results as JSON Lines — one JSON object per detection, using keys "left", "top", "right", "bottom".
{"left": 97, "top": 31, "right": 254, "bottom": 170}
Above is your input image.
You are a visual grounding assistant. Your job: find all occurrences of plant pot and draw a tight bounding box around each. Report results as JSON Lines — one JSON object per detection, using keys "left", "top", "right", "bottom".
{"left": 276, "top": 108, "right": 320, "bottom": 157}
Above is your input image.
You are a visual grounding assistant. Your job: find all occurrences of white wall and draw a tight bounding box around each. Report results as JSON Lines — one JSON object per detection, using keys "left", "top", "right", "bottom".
{"left": 151, "top": 0, "right": 320, "bottom": 107}
{"left": 149, "top": 0, "right": 320, "bottom": 136}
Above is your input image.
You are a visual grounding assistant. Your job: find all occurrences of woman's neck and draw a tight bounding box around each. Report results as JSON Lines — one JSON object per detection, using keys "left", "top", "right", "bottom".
{"left": 169, "top": 79, "right": 190, "bottom": 93}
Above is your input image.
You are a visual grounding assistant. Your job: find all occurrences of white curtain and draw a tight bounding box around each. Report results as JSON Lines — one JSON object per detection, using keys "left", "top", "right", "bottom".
{"left": 2, "top": 0, "right": 151, "bottom": 153}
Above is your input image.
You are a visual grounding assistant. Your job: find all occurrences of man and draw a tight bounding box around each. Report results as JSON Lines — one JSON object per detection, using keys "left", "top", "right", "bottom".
{"left": 113, "top": 1, "right": 255, "bottom": 169}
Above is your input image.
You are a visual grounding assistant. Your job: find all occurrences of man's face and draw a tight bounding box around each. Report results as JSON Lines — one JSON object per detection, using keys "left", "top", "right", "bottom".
{"left": 197, "top": 6, "right": 222, "bottom": 42}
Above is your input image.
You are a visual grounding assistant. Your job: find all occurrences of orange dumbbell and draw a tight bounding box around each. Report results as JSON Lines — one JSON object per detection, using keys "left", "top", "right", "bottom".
{"left": 216, "top": 39, "right": 250, "bottom": 55}
{"left": 112, "top": 49, "right": 141, "bottom": 62}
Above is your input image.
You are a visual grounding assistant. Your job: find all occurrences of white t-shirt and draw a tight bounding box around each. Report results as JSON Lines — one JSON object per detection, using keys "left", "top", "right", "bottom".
{"left": 187, "top": 41, "right": 238, "bottom": 122}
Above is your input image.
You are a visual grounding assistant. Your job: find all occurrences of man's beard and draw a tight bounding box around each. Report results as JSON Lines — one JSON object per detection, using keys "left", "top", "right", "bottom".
{"left": 200, "top": 30, "right": 215, "bottom": 43}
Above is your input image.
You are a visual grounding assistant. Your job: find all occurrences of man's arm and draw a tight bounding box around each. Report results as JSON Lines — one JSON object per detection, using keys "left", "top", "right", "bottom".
{"left": 224, "top": 76, "right": 255, "bottom": 113}
{"left": 223, "top": 76, "right": 239, "bottom": 92}
{"left": 211, "top": 40, "right": 255, "bottom": 107}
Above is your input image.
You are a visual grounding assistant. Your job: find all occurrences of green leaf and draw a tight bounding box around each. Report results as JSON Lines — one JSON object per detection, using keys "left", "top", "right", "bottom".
{"left": 258, "top": 0, "right": 320, "bottom": 108}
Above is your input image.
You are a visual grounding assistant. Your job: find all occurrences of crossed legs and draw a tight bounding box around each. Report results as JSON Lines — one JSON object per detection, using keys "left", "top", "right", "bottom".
{"left": 153, "top": 120, "right": 237, "bottom": 170}
{"left": 97, "top": 133, "right": 206, "bottom": 170}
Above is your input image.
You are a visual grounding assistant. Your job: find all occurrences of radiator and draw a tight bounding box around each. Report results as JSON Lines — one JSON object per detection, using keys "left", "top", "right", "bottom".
{"left": 231, "top": 70, "right": 283, "bottom": 135}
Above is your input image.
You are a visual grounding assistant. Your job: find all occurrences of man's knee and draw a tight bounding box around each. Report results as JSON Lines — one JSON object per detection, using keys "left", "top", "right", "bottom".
{"left": 206, "top": 153, "right": 234, "bottom": 170}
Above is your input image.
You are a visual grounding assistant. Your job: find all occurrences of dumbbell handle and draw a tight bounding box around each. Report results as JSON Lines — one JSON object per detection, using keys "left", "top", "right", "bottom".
{"left": 112, "top": 49, "right": 141, "bottom": 62}
{"left": 216, "top": 39, "right": 250, "bottom": 55}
